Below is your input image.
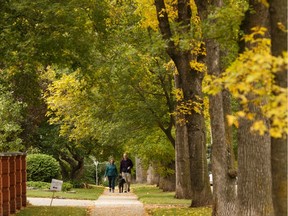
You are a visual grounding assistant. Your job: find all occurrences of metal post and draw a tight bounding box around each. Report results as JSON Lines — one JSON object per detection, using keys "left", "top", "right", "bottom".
{"left": 50, "top": 191, "right": 55, "bottom": 206}
{"left": 91, "top": 157, "right": 99, "bottom": 186}
{"left": 96, "top": 161, "right": 98, "bottom": 185}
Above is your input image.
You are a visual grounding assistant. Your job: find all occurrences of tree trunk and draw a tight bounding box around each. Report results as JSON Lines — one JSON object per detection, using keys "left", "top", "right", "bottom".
{"left": 135, "top": 157, "right": 147, "bottom": 183}
{"left": 206, "top": 40, "right": 237, "bottom": 215}
{"left": 147, "top": 164, "right": 160, "bottom": 185}
{"left": 58, "top": 159, "right": 69, "bottom": 181}
{"left": 70, "top": 157, "right": 84, "bottom": 180}
{"left": 174, "top": 66, "right": 192, "bottom": 198}
{"left": 236, "top": 1, "right": 274, "bottom": 215}
{"left": 237, "top": 108, "right": 274, "bottom": 216}
{"left": 194, "top": 0, "right": 238, "bottom": 210}
{"left": 154, "top": 0, "right": 213, "bottom": 206}
{"left": 196, "top": 0, "right": 238, "bottom": 212}
{"left": 59, "top": 152, "right": 85, "bottom": 181}
{"left": 159, "top": 175, "right": 175, "bottom": 192}
{"left": 172, "top": 54, "right": 212, "bottom": 206}
{"left": 174, "top": 120, "right": 192, "bottom": 198}
{"left": 271, "top": 137, "right": 287, "bottom": 216}
{"left": 159, "top": 162, "right": 176, "bottom": 192}
{"left": 269, "top": 0, "right": 287, "bottom": 214}
{"left": 222, "top": 89, "right": 236, "bottom": 175}
{"left": 181, "top": 60, "right": 212, "bottom": 207}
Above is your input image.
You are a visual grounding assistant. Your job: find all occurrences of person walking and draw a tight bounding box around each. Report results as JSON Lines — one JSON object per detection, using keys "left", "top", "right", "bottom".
{"left": 104, "top": 159, "right": 118, "bottom": 193}
{"left": 120, "top": 153, "right": 133, "bottom": 192}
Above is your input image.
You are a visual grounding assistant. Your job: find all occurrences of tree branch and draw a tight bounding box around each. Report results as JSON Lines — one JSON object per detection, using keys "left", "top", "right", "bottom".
{"left": 154, "top": 0, "right": 176, "bottom": 58}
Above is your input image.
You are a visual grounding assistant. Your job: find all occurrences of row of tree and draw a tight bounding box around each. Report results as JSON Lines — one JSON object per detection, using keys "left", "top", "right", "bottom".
{"left": 0, "top": 0, "right": 286, "bottom": 215}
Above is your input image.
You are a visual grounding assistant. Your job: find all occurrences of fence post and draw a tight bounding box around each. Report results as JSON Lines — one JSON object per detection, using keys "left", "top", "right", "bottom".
{"left": 15, "top": 154, "right": 22, "bottom": 210}
{"left": 9, "top": 154, "right": 16, "bottom": 214}
{"left": 2, "top": 154, "right": 11, "bottom": 216}
{"left": 21, "top": 154, "right": 27, "bottom": 207}
{"left": 0, "top": 152, "right": 27, "bottom": 216}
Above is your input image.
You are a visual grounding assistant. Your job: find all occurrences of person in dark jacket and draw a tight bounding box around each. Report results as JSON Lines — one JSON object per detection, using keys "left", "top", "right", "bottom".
{"left": 104, "top": 159, "right": 118, "bottom": 192}
{"left": 120, "top": 153, "right": 133, "bottom": 192}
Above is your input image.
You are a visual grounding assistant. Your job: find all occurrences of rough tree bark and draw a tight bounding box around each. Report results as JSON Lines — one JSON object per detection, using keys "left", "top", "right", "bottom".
{"left": 194, "top": 0, "right": 237, "bottom": 213}
{"left": 185, "top": 68, "right": 212, "bottom": 207}
{"left": 206, "top": 43, "right": 237, "bottom": 216}
{"left": 175, "top": 120, "right": 192, "bottom": 198}
{"left": 154, "top": 0, "right": 212, "bottom": 204}
{"left": 237, "top": 106, "right": 274, "bottom": 216}
{"left": 174, "top": 59, "right": 192, "bottom": 198}
{"left": 237, "top": 1, "right": 274, "bottom": 215}
{"left": 222, "top": 89, "right": 236, "bottom": 178}
{"left": 269, "top": 0, "right": 287, "bottom": 214}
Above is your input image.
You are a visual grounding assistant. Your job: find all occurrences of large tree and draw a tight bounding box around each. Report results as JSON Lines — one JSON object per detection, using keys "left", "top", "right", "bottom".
{"left": 44, "top": 0, "right": 178, "bottom": 184}
{"left": 269, "top": 0, "right": 287, "bottom": 214}
{"left": 195, "top": 0, "right": 245, "bottom": 214}
{"left": 236, "top": 1, "right": 274, "bottom": 215}
{"left": 152, "top": 0, "right": 212, "bottom": 205}
{"left": 0, "top": 86, "right": 23, "bottom": 152}
{"left": 0, "top": 0, "right": 98, "bottom": 151}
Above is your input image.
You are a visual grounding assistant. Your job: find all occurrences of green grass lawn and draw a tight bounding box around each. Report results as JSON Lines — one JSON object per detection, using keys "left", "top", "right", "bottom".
{"left": 16, "top": 206, "right": 90, "bottom": 216}
{"left": 132, "top": 184, "right": 212, "bottom": 216}
{"left": 21, "top": 186, "right": 104, "bottom": 216}
{"left": 27, "top": 186, "right": 104, "bottom": 200}
{"left": 132, "top": 184, "right": 191, "bottom": 205}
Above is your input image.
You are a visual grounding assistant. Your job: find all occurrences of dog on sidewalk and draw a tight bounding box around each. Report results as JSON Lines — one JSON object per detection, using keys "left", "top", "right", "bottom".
{"left": 118, "top": 175, "right": 126, "bottom": 193}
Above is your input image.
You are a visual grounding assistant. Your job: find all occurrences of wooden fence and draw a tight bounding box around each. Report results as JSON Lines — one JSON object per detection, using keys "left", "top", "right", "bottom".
{"left": 0, "top": 153, "right": 27, "bottom": 216}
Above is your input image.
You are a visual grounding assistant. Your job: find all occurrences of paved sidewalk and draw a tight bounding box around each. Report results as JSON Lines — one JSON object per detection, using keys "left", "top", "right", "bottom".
{"left": 27, "top": 188, "right": 145, "bottom": 216}
{"left": 92, "top": 189, "right": 145, "bottom": 216}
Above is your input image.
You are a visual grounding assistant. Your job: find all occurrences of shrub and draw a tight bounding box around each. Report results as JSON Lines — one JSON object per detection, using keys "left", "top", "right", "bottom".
{"left": 62, "top": 182, "right": 73, "bottom": 191}
{"left": 27, "top": 181, "right": 73, "bottom": 191}
{"left": 27, "top": 181, "right": 50, "bottom": 189}
{"left": 27, "top": 154, "right": 61, "bottom": 182}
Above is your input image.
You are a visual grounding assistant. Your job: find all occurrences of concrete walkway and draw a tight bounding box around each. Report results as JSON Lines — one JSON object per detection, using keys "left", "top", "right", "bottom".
{"left": 27, "top": 188, "right": 145, "bottom": 216}
{"left": 92, "top": 189, "right": 145, "bottom": 216}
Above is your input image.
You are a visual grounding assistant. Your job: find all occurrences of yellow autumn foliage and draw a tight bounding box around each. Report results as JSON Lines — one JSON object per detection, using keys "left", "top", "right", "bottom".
{"left": 204, "top": 27, "right": 288, "bottom": 138}
{"left": 45, "top": 70, "right": 98, "bottom": 140}
{"left": 135, "top": 0, "right": 178, "bottom": 30}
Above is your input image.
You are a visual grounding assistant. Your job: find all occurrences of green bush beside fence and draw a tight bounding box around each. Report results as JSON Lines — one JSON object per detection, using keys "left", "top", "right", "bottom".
{"left": 27, "top": 154, "right": 61, "bottom": 182}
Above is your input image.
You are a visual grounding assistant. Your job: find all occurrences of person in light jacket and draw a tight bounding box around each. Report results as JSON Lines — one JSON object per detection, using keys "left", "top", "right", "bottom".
{"left": 104, "top": 159, "right": 118, "bottom": 192}
{"left": 120, "top": 153, "right": 133, "bottom": 192}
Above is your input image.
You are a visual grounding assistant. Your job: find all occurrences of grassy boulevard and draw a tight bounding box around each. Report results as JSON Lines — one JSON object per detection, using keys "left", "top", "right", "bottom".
{"left": 17, "top": 184, "right": 211, "bottom": 216}
{"left": 133, "top": 184, "right": 212, "bottom": 216}
{"left": 17, "top": 185, "right": 104, "bottom": 216}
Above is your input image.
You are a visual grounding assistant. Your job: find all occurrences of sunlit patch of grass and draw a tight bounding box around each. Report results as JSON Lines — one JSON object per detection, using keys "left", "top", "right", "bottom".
{"left": 16, "top": 206, "right": 90, "bottom": 216}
